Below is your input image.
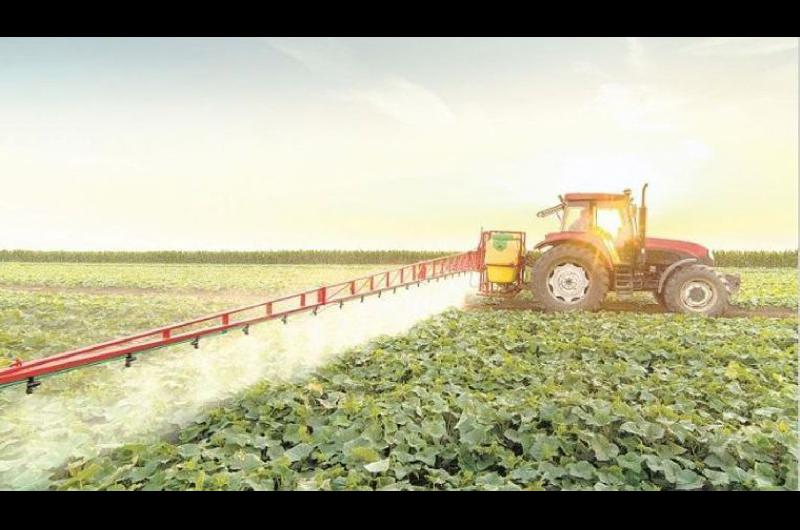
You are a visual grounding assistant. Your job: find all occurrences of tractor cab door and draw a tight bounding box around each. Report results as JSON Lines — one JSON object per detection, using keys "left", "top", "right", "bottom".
{"left": 594, "top": 202, "right": 637, "bottom": 263}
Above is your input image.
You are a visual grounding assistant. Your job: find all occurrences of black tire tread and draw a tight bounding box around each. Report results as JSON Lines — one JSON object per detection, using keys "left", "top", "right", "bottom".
{"left": 663, "top": 263, "right": 730, "bottom": 316}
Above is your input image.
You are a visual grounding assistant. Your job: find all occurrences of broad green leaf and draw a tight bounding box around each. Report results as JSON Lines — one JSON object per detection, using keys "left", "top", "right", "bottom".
{"left": 703, "top": 469, "right": 730, "bottom": 487}
{"left": 284, "top": 443, "right": 313, "bottom": 463}
{"left": 616, "top": 453, "right": 643, "bottom": 473}
{"left": 674, "top": 469, "right": 705, "bottom": 490}
{"left": 422, "top": 417, "right": 447, "bottom": 440}
{"left": 177, "top": 444, "right": 201, "bottom": 459}
{"left": 349, "top": 446, "right": 381, "bottom": 463}
{"left": 567, "top": 461, "right": 595, "bottom": 480}
{"left": 364, "top": 458, "right": 390, "bottom": 473}
{"left": 589, "top": 434, "right": 619, "bottom": 461}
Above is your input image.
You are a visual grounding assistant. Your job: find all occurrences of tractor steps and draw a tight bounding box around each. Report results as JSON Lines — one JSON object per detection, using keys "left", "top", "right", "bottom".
{"left": 614, "top": 265, "right": 635, "bottom": 299}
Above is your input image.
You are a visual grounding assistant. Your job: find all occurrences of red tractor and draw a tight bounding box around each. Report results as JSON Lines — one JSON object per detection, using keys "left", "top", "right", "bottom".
{"left": 479, "top": 185, "right": 740, "bottom": 317}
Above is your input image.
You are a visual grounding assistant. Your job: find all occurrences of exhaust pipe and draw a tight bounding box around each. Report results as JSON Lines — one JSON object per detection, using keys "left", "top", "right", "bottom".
{"left": 638, "top": 183, "right": 649, "bottom": 261}
{"left": 639, "top": 183, "right": 648, "bottom": 240}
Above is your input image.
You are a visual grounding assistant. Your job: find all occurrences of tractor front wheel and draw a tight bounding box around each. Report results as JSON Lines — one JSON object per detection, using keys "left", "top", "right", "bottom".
{"left": 662, "top": 264, "right": 730, "bottom": 317}
{"left": 530, "top": 244, "right": 610, "bottom": 312}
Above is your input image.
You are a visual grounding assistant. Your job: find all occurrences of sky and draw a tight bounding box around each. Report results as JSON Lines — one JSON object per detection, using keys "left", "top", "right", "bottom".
{"left": 0, "top": 37, "right": 797, "bottom": 251}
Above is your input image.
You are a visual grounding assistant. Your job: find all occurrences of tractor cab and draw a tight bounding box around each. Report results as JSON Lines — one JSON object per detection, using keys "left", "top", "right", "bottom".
{"left": 559, "top": 192, "right": 638, "bottom": 257}
{"left": 538, "top": 189, "right": 644, "bottom": 266}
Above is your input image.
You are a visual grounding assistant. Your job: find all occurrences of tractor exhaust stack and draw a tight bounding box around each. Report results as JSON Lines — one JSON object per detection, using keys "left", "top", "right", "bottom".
{"left": 639, "top": 182, "right": 649, "bottom": 247}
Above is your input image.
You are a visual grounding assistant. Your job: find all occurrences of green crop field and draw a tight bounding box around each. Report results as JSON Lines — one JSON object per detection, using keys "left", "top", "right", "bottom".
{"left": 0, "top": 262, "right": 381, "bottom": 297}
{"left": 721, "top": 268, "right": 798, "bottom": 309}
{"left": 0, "top": 260, "right": 796, "bottom": 490}
{"left": 0, "top": 264, "right": 383, "bottom": 364}
{"left": 51, "top": 310, "right": 797, "bottom": 491}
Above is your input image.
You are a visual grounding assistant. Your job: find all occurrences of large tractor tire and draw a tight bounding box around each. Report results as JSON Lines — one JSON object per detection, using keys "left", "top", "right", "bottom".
{"left": 530, "top": 244, "right": 610, "bottom": 312}
{"left": 662, "top": 264, "right": 730, "bottom": 317}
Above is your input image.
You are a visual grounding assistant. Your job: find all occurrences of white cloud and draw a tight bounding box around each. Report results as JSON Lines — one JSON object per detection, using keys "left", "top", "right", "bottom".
{"left": 679, "top": 139, "right": 713, "bottom": 162}
{"left": 626, "top": 37, "right": 646, "bottom": 70}
{"left": 266, "top": 38, "right": 456, "bottom": 129}
{"left": 266, "top": 37, "right": 359, "bottom": 76}
{"left": 593, "top": 82, "right": 682, "bottom": 133}
{"left": 682, "top": 37, "right": 798, "bottom": 57}
{"left": 341, "top": 75, "right": 456, "bottom": 128}
{"left": 572, "top": 38, "right": 646, "bottom": 80}
{"left": 570, "top": 60, "right": 611, "bottom": 80}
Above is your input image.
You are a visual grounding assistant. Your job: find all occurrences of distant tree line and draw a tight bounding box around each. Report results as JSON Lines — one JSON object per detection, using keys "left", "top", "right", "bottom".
{"left": 0, "top": 249, "right": 795, "bottom": 267}
{"left": 710, "top": 250, "right": 797, "bottom": 268}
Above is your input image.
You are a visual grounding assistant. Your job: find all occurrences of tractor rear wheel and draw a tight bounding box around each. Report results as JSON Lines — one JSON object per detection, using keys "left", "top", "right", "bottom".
{"left": 662, "top": 264, "right": 730, "bottom": 317}
{"left": 531, "top": 244, "right": 610, "bottom": 311}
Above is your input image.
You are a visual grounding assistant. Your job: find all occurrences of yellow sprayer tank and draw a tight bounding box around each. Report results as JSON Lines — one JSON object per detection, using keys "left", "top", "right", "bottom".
{"left": 484, "top": 232, "right": 523, "bottom": 283}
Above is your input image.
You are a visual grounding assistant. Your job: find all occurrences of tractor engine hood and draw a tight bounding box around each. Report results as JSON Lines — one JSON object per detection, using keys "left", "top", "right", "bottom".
{"left": 645, "top": 237, "right": 710, "bottom": 260}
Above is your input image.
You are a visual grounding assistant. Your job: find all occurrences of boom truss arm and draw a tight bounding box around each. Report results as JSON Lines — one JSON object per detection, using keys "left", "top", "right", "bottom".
{"left": 0, "top": 251, "right": 482, "bottom": 393}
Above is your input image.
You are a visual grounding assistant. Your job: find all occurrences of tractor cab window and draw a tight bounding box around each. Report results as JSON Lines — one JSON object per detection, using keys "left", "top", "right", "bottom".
{"left": 562, "top": 204, "right": 591, "bottom": 232}
{"left": 595, "top": 204, "right": 632, "bottom": 247}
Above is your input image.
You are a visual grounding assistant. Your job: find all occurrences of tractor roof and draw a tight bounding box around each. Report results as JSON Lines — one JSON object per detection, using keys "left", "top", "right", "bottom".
{"left": 563, "top": 192, "right": 629, "bottom": 202}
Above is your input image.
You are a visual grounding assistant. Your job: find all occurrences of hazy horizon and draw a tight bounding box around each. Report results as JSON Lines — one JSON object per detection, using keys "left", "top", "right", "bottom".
{"left": 1, "top": 37, "right": 797, "bottom": 251}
